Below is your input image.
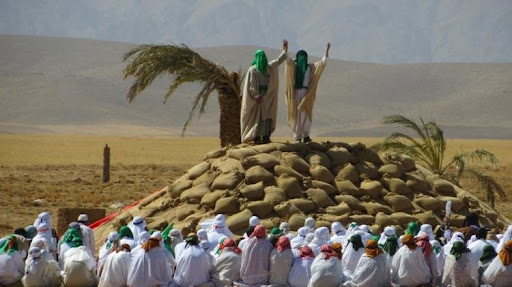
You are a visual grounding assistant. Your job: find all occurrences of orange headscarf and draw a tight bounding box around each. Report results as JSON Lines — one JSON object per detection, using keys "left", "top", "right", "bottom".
{"left": 365, "top": 239, "right": 384, "bottom": 258}
{"left": 142, "top": 238, "right": 160, "bottom": 252}
{"left": 402, "top": 234, "right": 417, "bottom": 250}
{"left": 332, "top": 242, "right": 343, "bottom": 260}
{"left": 499, "top": 240, "right": 512, "bottom": 266}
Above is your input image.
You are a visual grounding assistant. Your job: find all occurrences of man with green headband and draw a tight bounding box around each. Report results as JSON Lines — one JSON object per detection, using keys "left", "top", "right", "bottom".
{"left": 241, "top": 39, "right": 288, "bottom": 144}
{"left": 285, "top": 43, "right": 330, "bottom": 143}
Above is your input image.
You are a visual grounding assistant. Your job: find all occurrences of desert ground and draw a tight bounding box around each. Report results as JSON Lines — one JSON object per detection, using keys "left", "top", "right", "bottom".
{"left": 1, "top": 134, "right": 511, "bottom": 237}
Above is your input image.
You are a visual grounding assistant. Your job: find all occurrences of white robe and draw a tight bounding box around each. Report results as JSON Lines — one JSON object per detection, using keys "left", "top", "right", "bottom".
{"left": 173, "top": 241, "right": 186, "bottom": 261}
{"left": 22, "top": 256, "right": 61, "bottom": 287}
{"left": 441, "top": 252, "right": 479, "bottom": 287}
{"left": 269, "top": 248, "right": 294, "bottom": 286}
{"left": 343, "top": 254, "right": 391, "bottom": 287}
{"left": 239, "top": 237, "right": 273, "bottom": 285}
{"left": 79, "top": 223, "right": 96, "bottom": 256}
{"left": 127, "top": 247, "right": 175, "bottom": 287}
{"left": 468, "top": 238, "right": 489, "bottom": 260}
{"left": 482, "top": 256, "right": 512, "bottom": 286}
{"left": 390, "top": 246, "right": 431, "bottom": 286}
{"left": 210, "top": 250, "right": 242, "bottom": 287}
{"left": 97, "top": 241, "right": 116, "bottom": 276}
{"left": 496, "top": 225, "right": 512, "bottom": 252}
{"left": 0, "top": 251, "right": 25, "bottom": 285}
{"left": 288, "top": 257, "right": 314, "bottom": 287}
{"left": 174, "top": 245, "right": 211, "bottom": 286}
{"left": 308, "top": 256, "right": 345, "bottom": 287}
{"left": 63, "top": 246, "right": 97, "bottom": 287}
{"left": 341, "top": 245, "right": 364, "bottom": 278}
{"left": 98, "top": 250, "right": 132, "bottom": 287}
{"left": 127, "top": 221, "right": 146, "bottom": 243}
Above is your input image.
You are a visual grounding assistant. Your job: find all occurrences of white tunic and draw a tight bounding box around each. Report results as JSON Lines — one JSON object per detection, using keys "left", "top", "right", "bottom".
{"left": 344, "top": 253, "right": 391, "bottom": 287}
{"left": 341, "top": 244, "right": 364, "bottom": 278}
{"left": 174, "top": 245, "right": 211, "bottom": 286}
{"left": 288, "top": 257, "right": 314, "bottom": 287}
{"left": 98, "top": 250, "right": 132, "bottom": 287}
{"left": 63, "top": 246, "right": 97, "bottom": 287}
{"left": 210, "top": 250, "right": 242, "bottom": 286}
{"left": 22, "top": 256, "right": 61, "bottom": 287}
{"left": 482, "top": 256, "right": 512, "bottom": 286}
{"left": 239, "top": 237, "right": 273, "bottom": 285}
{"left": 79, "top": 223, "right": 96, "bottom": 256}
{"left": 269, "top": 248, "right": 294, "bottom": 286}
{"left": 0, "top": 251, "right": 25, "bottom": 285}
{"left": 127, "top": 247, "right": 175, "bottom": 287}
{"left": 390, "top": 246, "right": 431, "bottom": 286}
{"left": 308, "top": 256, "right": 345, "bottom": 287}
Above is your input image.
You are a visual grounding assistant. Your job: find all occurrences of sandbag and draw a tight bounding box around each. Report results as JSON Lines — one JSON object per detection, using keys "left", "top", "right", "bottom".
{"left": 227, "top": 147, "right": 258, "bottom": 161}
{"left": 437, "top": 196, "right": 465, "bottom": 212}
{"left": 204, "top": 147, "right": 227, "bottom": 159}
{"left": 242, "top": 153, "right": 280, "bottom": 169}
{"left": 404, "top": 172, "right": 430, "bottom": 193}
{"left": 282, "top": 153, "right": 310, "bottom": 174}
{"left": 180, "top": 183, "right": 211, "bottom": 203}
{"left": 263, "top": 186, "right": 287, "bottom": 205}
{"left": 362, "top": 202, "right": 392, "bottom": 215}
{"left": 304, "top": 178, "right": 337, "bottom": 196}
{"left": 413, "top": 194, "right": 444, "bottom": 212}
{"left": 381, "top": 177, "right": 412, "bottom": 195}
{"left": 325, "top": 202, "right": 352, "bottom": 216}
{"left": 168, "top": 179, "right": 193, "bottom": 198}
{"left": 306, "top": 188, "right": 336, "bottom": 208}
{"left": 335, "top": 163, "right": 360, "bottom": 185}
{"left": 245, "top": 166, "right": 274, "bottom": 184}
{"left": 226, "top": 209, "right": 253, "bottom": 231}
{"left": 414, "top": 210, "right": 442, "bottom": 227}
{"left": 334, "top": 194, "right": 366, "bottom": 212}
{"left": 187, "top": 161, "right": 211, "bottom": 180}
{"left": 250, "top": 143, "right": 280, "bottom": 154}
{"left": 260, "top": 217, "right": 281, "bottom": 230}
{"left": 383, "top": 153, "right": 416, "bottom": 172}
{"left": 359, "top": 180, "right": 383, "bottom": 199}
{"left": 245, "top": 201, "right": 274, "bottom": 218}
{"left": 355, "top": 161, "right": 379, "bottom": 180}
{"left": 289, "top": 198, "right": 317, "bottom": 214}
{"left": 309, "top": 163, "right": 334, "bottom": 183}
{"left": 214, "top": 197, "right": 240, "bottom": 215}
{"left": 212, "top": 157, "right": 245, "bottom": 174}
{"left": 326, "top": 146, "right": 351, "bottom": 167}
{"left": 274, "top": 201, "right": 302, "bottom": 220}
{"left": 378, "top": 163, "right": 405, "bottom": 178}
{"left": 306, "top": 151, "right": 332, "bottom": 169}
{"left": 390, "top": 212, "right": 419, "bottom": 226}
{"left": 211, "top": 171, "right": 244, "bottom": 190}
{"left": 384, "top": 194, "right": 413, "bottom": 212}
{"left": 277, "top": 174, "right": 304, "bottom": 199}
{"left": 429, "top": 177, "right": 457, "bottom": 197}
{"left": 375, "top": 212, "right": 399, "bottom": 227}
{"left": 289, "top": 213, "right": 307, "bottom": 231}
{"left": 175, "top": 204, "right": 200, "bottom": 221}
{"left": 353, "top": 148, "right": 384, "bottom": 166}
{"left": 238, "top": 181, "right": 265, "bottom": 201}
{"left": 200, "top": 190, "right": 226, "bottom": 208}
{"left": 193, "top": 170, "right": 219, "bottom": 187}
{"left": 351, "top": 214, "right": 375, "bottom": 225}
{"left": 335, "top": 179, "right": 362, "bottom": 197}
{"left": 274, "top": 165, "right": 304, "bottom": 182}
{"left": 449, "top": 214, "right": 466, "bottom": 228}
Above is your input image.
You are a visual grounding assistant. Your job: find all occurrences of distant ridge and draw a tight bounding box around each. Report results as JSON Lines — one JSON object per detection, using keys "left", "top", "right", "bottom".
{"left": 1, "top": 35, "right": 512, "bottom": 139}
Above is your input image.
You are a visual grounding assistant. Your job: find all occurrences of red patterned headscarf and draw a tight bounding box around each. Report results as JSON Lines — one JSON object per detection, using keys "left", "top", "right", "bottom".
{"left": 320, "top": 244, "right": 336, "bottom": 259}
{"left": 276, "top": 236, "right": 291, "bottom": 253}
{"left": 220, "top": 238, "right": 241, "bottom": 254}
{"left": 300, "top": 246, "right": 315, "bottom": 259}
{"left": 416, "top": 234, "right": 433, "bottom": 259}
{"left": 250, "top": 225, "right": 266, "bottom": 239}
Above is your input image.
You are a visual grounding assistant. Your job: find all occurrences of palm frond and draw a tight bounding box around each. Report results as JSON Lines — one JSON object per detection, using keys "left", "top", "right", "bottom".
{"left": 381, "top": 114, "right": 427, "bottom": 140}
{"left": 461, "top": 168, "right": 506, "bottom": 207}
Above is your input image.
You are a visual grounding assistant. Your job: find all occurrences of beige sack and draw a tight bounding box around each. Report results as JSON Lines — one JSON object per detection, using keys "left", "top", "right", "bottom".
{"left": 335, "top": 179, "right": 363, "bottom": 197}
{"left": 430, "top": 177, "right": 457, "bottom": 197}
{"left": 263, "top": 186, "right": 287, "bottom": 205}
{"left": 415, "top": 210, "right": 442, "bottom": 227}
{"left": 359, "top": 180, "right": 384, "bottom": 199}
{"left": 226, "top": 209, "right": 253, "bottom": 231}
{"left": 362, "top": 202, "right": 392, "bottom": 216}
{"left": 326, "top": 146, "right": 351, "bottom": 167}
{"left": 309, "top": 163, "right": 334, "bottom": 184}
{"left": 242, "top": 153, "right": 280, "bottom": 169}
{"left": 245, "top": 166, "right": 274, "bottom": 184}
{"left": 193, "top": 170, "right": 220, "bottom": 187}
{"left": 274, "top": 165, "right": 304, "bottom": 182}
{"left": 413, "top": 194, "right": 445, "bottom": 211}
{"left": 212, "top": 157, "right": 245, "bottom": 174}
{"left": 404, "top": 172, "right": 430, "bottom": 193}
{"left": 274, "top": 201, "right": 302, "bottom": 220}
{"left": 384, "top": 194, "right": 413, "bottom": 212}
{"left": 306, "top": 151, "right": 332, "bottom": 169}
{"left": 334, "top": 194, "right": 366, "bottom": 212}
{"left": 187, "top": 161, "right": 211, "bottom": 180}
{"left": 277, "top": 174, "right": 304, "bottom": 199}
{"left": 383, "top": 153, "right": 416, "bottom": 172}
{"left": 289, "top": 198, "right": 317, "bottom": 214}
{"left": 437, "top": 196, "right": 465, "bottom": 212}
{"left": 201, "top": 190, "right": 226, "bottom": 208}
{"left": 335, "top": 163, "right": 360, "bottom": 185}
{"left": 351, "top": 214, "right": 375, "bottom": 226}
{"left": 289, "top": 213, "right": 307, "bottom": 231}
{"left": 227, "top": 147, "right": 258, "bottom": 161}
{"left": 180, "top": 183, "right": 211, "bottom": 203}
{"left": 325, "top": 202, "right": 352, "bottom": 216}
{"left": 355, "top": 161, "right": 379, "bottom": 180}
{"left": 304, "top": 178, "right": 337, "bottom": 196}
{"left": 381, "top": 177, "right": 412, "bottom": 195}
{"left": 375, "top": 212, "right": 399, "bottom": 227}
{"left": 238, "top": 182, "right": 265, "bottom": 201}
{"left": 378, "top": 163, "right": 405, "bottom": 178}
{"left": 245, "top": 201, "right": 274, "bottom": 218}
{"left": 214, "top": 197, "right": 240, "bottom": 215}
{"left": 306, "top": 188, "right": 336, "bottom": 208}
{"left": 282, "top": 153, "right": 310, "bottom": 174}
{"left": 390, "top": 212, "right": 419, "bottom": 226}
{"left": 211, "top": 171, "right": 244, "bottom": 190}
{"left": 168, "top": 179, "right": 193, "bottom": 198}
{"left": 204, "top": 147, "right": 227, "bottom": 159}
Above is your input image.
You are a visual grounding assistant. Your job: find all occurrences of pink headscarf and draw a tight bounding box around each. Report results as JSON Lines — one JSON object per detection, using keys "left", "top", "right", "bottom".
{"left": 416, "top": 234, "right": 433, "bottom": 258}
{"left": 320, "top": 244, "right": 336, "bottom": 259}
{"left": 276, "top": 236, "right": 291, "bottom": 253}
{"left": 250, "top": 225, "right": 266, "bottom": 239}
{"left": 220, "top": 238, "right": 242, "bottom": 254}
{"left": 300, "top": 246, "right": 315, "bottom": 259}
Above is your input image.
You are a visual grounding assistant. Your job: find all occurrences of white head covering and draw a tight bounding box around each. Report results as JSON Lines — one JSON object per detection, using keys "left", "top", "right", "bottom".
{"left": 197, "top": 229, "right": 208, "bottom": 241}
{"left": 78, "top": 214, "right": 88, "bottom": 223}
{"left": 359, "top": 225, "right": 370, "bottom": 233}
{"left": 331, "top": 222, "right": 346, "bottom": 235}
{"left": 200, "top": 240, "right": 210, "bottom": 251}
{"left": 305, "top": 233, "right": 314, "bottom": 245}
{"left": 249, "top": 216, "right": 260, "bottom": 227}
{"left": 305, "top": 217, "right": 316, "bottom": 229}
{"left": 378, "top": 226, "right": 396, "bottom": 246}
{"left": 138, "top": 231, "right": 150, "bottom": 245}
{"left": 34, "top": 212, "right": 52, "bottom": 229}
{"left": 310, "top": 227, "right": 329, "bottom": 244}
{"left": 29, "top": 246, "right": 42, "bottom": 259}
{"left": 290, "top": 227, "right": 309, "bottom": 249}
{"left": 279, "top": 222, "right": 290, "bottom": 234}
{"left": 420, "top": 224, "right": 435, "bottom": 241}
{"left": 215, "top": 214, "right": 226, "bottom": 222}
{"left": 36, "top": 222, "right": 53, "bottom": 243}
{"left": 31, "top": 238, "right": 47, "bottom": 250}
{"left": 150, "top": 231, "right": 162, "bottom": 241}
{"left": 108, "top": 231, "right": 119, "bottom": 242}
{"left": 128, "top": 216, "right": 146, "bottom": 242}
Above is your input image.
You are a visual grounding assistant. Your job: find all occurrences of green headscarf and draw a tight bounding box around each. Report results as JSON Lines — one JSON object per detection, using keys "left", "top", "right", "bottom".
{"left": 0, "top": 235, "right": 19, "bottom": 255}
{"left": 294, "top": 50, "right": 308, "bottom": 89}
{"left": 119, "top": 226, "right": 133, "bottom": 239}
{"left": 371, "top": 235, "right": 380, "bottom": 242}
{"left": 450, "top": 241, "right": 469, "bottom": 261}
{"left": 215, "top": 237, "right": 228, "bottom": 255}
{"left": 480, "top": 244, "right": 497, "bottom": 264}
{"left": 252, "top": 50, "right": 268, "bottom": 76}
{"left": 270, "top": 227, "right": 282, "bottom": 236}
{"left": 405, "top": 221, "right": 420, "bottom": 237}
{"left": 162, "top": 223, "right": 175, "bottom": 256}
{"left": 349, "top": 234, "right": 365, "bottom": 251}
{"left": 63, "top": 229, "right": 83, "bottom": 248}
{"left": 382, "top": 235, "right": 399, "bottom": 256}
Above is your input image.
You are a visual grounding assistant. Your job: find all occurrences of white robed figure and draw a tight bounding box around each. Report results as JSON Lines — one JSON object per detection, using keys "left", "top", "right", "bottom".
{"left": 30, "top": 222, "right": 57, "bottom": 260}
{"left": 0, "top": 235, "right": 25, "bottom": 286}
{"left": 496, "top": 225, "right": 512, "bottom": 252}
{"left": 330, "top": 222, "right": 346, "bottom": 245}
{"left": 307, "top": 227, "right": 330, "bottom": 257}
{"left": 239, "top": 225, "right": 273, "bottom": 285}
{"left": 441, "top": 240, "right": 479, "bottom": 287}
{"left": 284, "top": 43, "right": 329, "bottom": 143}
{"left": 127, "top": 216, "right": 146, "bottom": 243}
{"left": 97, "top": 231, "right": 119, "bottom": 276}
{"left": 173, "top": 233, "right": 212, "bottom": 286}
{"left": 241, "top": 40, "right": 288, "bottom": 144}
{"left": 341, "top": 234, "right": 365, "bottom": 278}
{"left": 391, "top": 234, "right": 431, "bottom": 286}
{"left": 290, "top": 227, "right": 309, "bottom": 257}
{"left": 210, "top": 238, "right": 242, "bottom": 286}
{"left": 22, "top": 247, "right": 62, "bottom": 287}
{"left": 482, "top": 240, "right": 512, "bottom": 286}
{"left": 269, "top": 236, "right": 294, "bottom": 286}
{"left": 288, "top": 246, "right": 315, "bottom": 287}
{"left": 344, "top": 239, "right": 391, "bottom": 287}
{"left": 98, "top": 243, "right": 132, "bottom": 287}
{"left": 62, "top": 245, "right": 98, "bottom": 287}
{"left": 308, "top": 244, "right": 345, "bottom": 287}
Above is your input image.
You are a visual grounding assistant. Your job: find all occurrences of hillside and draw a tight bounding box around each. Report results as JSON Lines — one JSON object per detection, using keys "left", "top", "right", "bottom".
{"left": 1, "top": 35, "right": 512, "bottom": 138}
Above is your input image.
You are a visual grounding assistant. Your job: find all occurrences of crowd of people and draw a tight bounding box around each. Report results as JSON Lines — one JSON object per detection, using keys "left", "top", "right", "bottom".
{"left": 1, "top": 211, "right": 512, "bottom": 287}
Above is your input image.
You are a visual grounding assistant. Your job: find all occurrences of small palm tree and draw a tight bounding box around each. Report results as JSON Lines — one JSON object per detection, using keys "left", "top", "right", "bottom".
{"left": 371, "top": 114, "right": 505, "bottom": 207}
{"left": 122, "top": 44, "right": 242, "bottom": 147}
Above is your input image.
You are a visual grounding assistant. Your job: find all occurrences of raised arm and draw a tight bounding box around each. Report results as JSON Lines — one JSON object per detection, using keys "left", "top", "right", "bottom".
{"left": 270, "top": 39, "right": 288, "bottom": 66}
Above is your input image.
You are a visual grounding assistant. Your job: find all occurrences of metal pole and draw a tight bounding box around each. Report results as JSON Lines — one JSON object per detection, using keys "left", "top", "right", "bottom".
{"left": 103, "top": 144, "right": 110, "bottom": 183}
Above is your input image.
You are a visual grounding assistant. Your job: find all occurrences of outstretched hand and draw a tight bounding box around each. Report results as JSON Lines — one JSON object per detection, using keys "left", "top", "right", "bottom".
{"left": 283, "top": 39, "right": 288, "bottom": 53}
{"left": 325, "top": 42, "right": 331, "bottom": 57}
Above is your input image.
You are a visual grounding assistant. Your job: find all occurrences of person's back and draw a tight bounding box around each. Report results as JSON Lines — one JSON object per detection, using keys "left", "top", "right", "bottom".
{"left": 98, "top": 244, "right": 132, "bottom": 287}
{"left": 23, "top": 246, "right": 62, "bottom": 287}
{"left": 127, "top": 239, "right": 174, "bottom": 287}
{"left": 482, "top": 240, "right": 512, "bottom": 286}
{"left": 308, "top": 247, "right": 344, "bottom": 287}
{"left": 174, "top": 242, "right": 211, "bottom": 286}
{"left": 288, "top": 246, "right": 315, "bottom": 287}
{"left": 391, "top": 234, "right": 431, "bottom": 286}
{"left": 0, "top": 235, "right": 25, "bottom": 286}
{"left": 269, "top": 236, "right": 294, "bottom": 286}
{"left": 240, "top": 225, "right": 273, "bottom": 285}
{"left": 63, "top": 246, "right": 97, "bottom": 287}
{"left": 211, "top": 238, "right": 242, "bottom": 286}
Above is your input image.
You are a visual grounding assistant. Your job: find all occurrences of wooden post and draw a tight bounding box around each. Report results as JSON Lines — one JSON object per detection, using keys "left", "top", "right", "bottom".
{"left": 103, "top": 144, "right": 110, "bottom": 183}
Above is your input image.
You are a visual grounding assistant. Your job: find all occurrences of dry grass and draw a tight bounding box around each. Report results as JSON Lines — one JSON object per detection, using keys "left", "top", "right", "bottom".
{"left": 1, "top": 134, "right": 510, "bottom": 236}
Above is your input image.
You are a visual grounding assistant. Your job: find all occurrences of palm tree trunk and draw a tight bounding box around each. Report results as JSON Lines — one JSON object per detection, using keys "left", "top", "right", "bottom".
{"left": 217, "top": 90, "right": 241, "bottom": 147}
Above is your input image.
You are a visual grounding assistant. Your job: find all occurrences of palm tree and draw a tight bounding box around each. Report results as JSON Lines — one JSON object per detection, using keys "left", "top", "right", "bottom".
{"left": 371, "top": 114, "right": 505, "bottom": 207}
{"left": 122, "top": 44, "right": 242, "bottom": 147}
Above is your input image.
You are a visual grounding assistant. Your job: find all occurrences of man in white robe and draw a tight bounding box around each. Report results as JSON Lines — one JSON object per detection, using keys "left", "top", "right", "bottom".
{"left": 97, "top": 231, "right": 119, "bottom": 276}
{"left": 127, "top": 216, "right": 146, "bottom": 243}
{"left": 496, "top": 224, "right": 511, "bottom": 252}
{"left": 290, "top": 227, "right": 309, "bottom": 257}
{"left": 344, "top": 239, "right": 390, "bottom": 287}
{"left": 441, "top": 240, "right": 479, "bottom": 287}
{"left": 391, "top": 234, "right": 431, "bottom": 286}
{"left": 241, "top": 40, "right": 288, "bottom": 144}
{"left": 308, "top": 244, "right": 345, "bottom": 287}
{"left": 238, "top": 216, "right": 260, "bottom": 251}
{"left": 330, "top": 222, "right": 346, "bottom": 245}
{"left": 284, "top": 43, "right": 330, "bottom": 143}
{"left": 239, "top": 225, "right": 273, "bottom": 285}
{"left": 288, "top": 246, "right": 315, "bottom": 287}
{"left": 62, "top": 245, "right": 97, "bottom": 287}
{"left": 341, "top": 234, "right": 365, "bottom": 278}
{"left": 22, "top": 247, "right": 62, "bottom": 287}
{"left": 0, "top": 234, "right": 25, "bottom": 286}
{"left": 211, "top": 238, "right": 242, "bottom": 286}
{"left": 269, "top": 236, "right": 294, "bottom": 286}
{"left": 98, "top": 243, "right": 132, "bottom": 287}
{"left": 30, "top": 222, "right": 57, "bottom": 260}
{"left": 482, "top": 240, "right": 512, "bottom": 286}
{"left": 77, "top": 214, "right": 96, "bottom": 257}
{"left": 174, "top": 234, "right": 212, "bottom": 286}
{"left": 307, "top": 227, "right": 330, "bottom": 257}
{"left": 58, "top": 223, "right": 86, "bottom": 269}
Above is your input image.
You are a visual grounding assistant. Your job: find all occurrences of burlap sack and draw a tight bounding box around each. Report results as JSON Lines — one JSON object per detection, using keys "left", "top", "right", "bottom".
{"left": 375, "top": 212, "right": 399, "bottom": 227}
{"left": 355, "top": 161, "right": 379, "bottom": 180}
{"left": 243, "top": 153, "right": 280, "bottom": 169}
{"left": 212, "top": 157, "right": 245, "bottom": 174}
{"left": 437, "top": 196, "right": 465, "bottom": 212}
{"left": 413, "top": 194, "right": 444, "bottom": 212}
{"left": 250, "top": 143, "right": 280, "bottom": 154}
{"left": 414, "top": 210, "right": 442, "bottom": 227}
{"left": 362, "top": 202, "right": 392, "bottom": 215}
{"left": 404, "top": 172, "right": 430, "bottom": 193}
{"left": 227, "top": 147, "right": 258, "bottom": 161}
{"left": 289, "top": 213, "right": 307, "bottom": 231}
{"left": 211, "top": 171, "right": 244, "bottom": 190}
{"left": 383, "top": 153, "right": 416, "bottom": 172}
{"left": 449, "top": 214, "right": 466, "bottom": 228}
{"left": 193, "top": 170, "right": 220, "bottom": 187}
{"left": 456, "top": 190, "right": 480, "bottom": 207}
{"left": 378, "top": 163, "right": 405, "bottom": 178}
{"left": 326, "top": 146, "right": 351, "bottom": 167}
{"left": 304, "top": 178, "right": 337, "bottom": 196}
{"left": 289, "top": 198, "right": 317, "bottom": 214}
{"left": 335, "top": 163, "right": 360, "bottom": 185}
{"left": 306, "top": 141, "right": 327, "bottom": 152}
{"left": 175, "top": 203, "right": 200, "bottom": 221}
{"left": 239, "top": 182, "right": 265, "bottom": 201}
{"left": 306, "top": 151, "right": 332, "bottom": 169}
{"left": 187, "top": 161, "right": 211, "bottom": 180}
{"left": 201, "top": 190, "right": 226, "bottom": 208}
{"left": 353, "top": 148, "right": 384, "bottom": 166}
{"left": 274, "top": 201, "right": 302, "bottom": 220}
{"left": 309, "top": 163, "right": 334, "bottom": 183}
{"left": 274, "top": 165, "right": 304, "bottom": 181}
{"left": 384, "top": 194, "right": 413, "bottom": 212}
{"left": 351, "top": 214, "right": 375, "bottom": 225}
{"left": 359, "top": 180, "right": 383, "bottom": 199}
{"left": 168, "top": 179, "right": 193, "bottom": 198}
{"left": 263, "top": 186, "right": 287, "bottom": 205}
{"left": 306, "top": 188, "right": 336, "bottom": 208}
{"left": 204, "top": 147, "right": 227, "bottom": 159}
{"left": 282, "top": 153, "right": 310, "bottom": 174}
{"left": 334, "top": 194, "right": 366, "bottom": 212}
{"left": 381, "top": 177, "right": 412, "bottom": 195}
{"left": 277, "top": 174, "right": 304, "bottom": 199}
{"left": 226, "top": 209, "right": 253, "bottom": 231}
{"left": 318, "top": 214, "right": 345, "bottom": 224}
{"left": 390, "top": 212, "right": 419, "bottom": 226}
{"left": 260, "top": 217, "right": 281, "bottom": 230}
{"left": 325, "top": 202, "right": 352, "bottom": 216}
{"left": 214, "top": 197, "right": 240, "bottom": 215}
{"left": 245, "top": 166, "right": 274, "bottom": 184}
{"left": 429, "top": 177, "right": 457, "bottom": 197}
{"left": 335, "top": 180, "right": 363, "bottom": 197}
{"left": 245, "top": 201, "right": 274, "bottom": 218}
{"left": 180, "top": 183, "right": 210, "bottom": 203}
